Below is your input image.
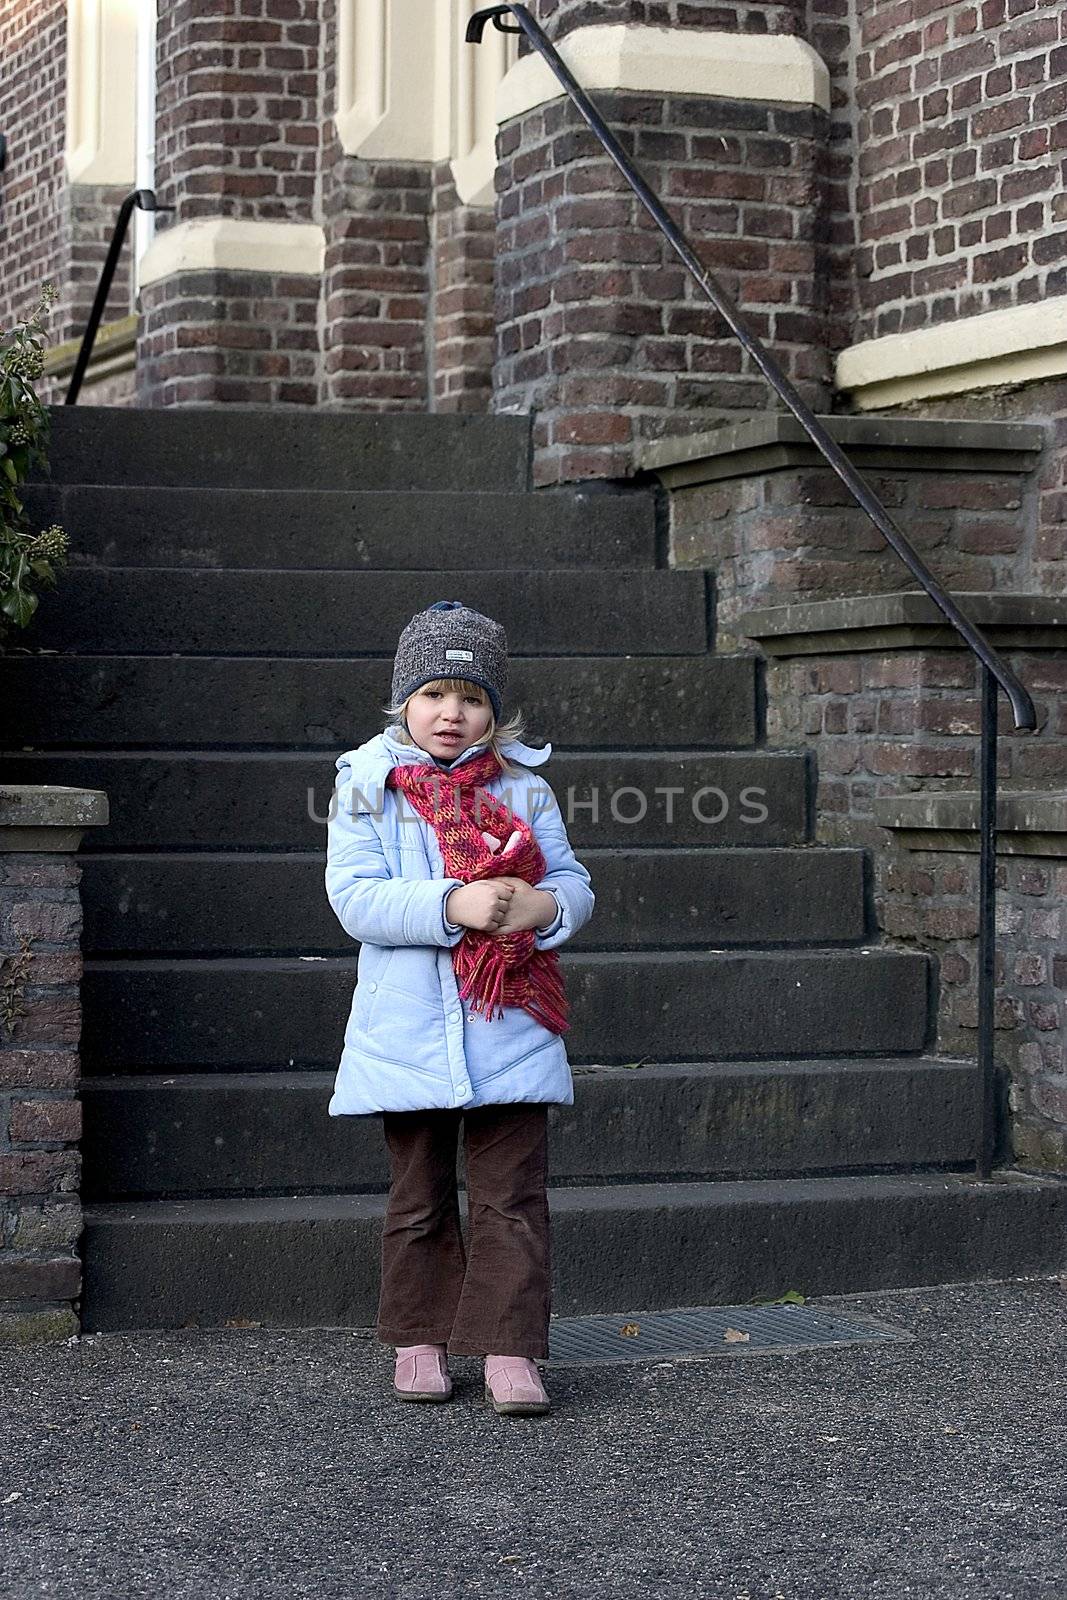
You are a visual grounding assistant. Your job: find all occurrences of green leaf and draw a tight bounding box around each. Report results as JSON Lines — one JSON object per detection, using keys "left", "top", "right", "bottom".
{"left": 0, "top": 584, "right": 37, "bottom": 626}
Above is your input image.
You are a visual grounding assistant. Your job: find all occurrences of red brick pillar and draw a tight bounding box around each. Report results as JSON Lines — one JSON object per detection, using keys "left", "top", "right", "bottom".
{"left": 317, "top": 4, "right": 496, "bottom": 413}
{"left": 319, "top": 155, "right": 432, "bottom": 411}
{"left": 431, "top": 164, "right": 496, "bottom": 414}
{"left": 137, "top": 0, "right": 322, "bottom": 407}
{"left": 493, "top": 4, "right": 833, "bottom": 484}
{"left": 137, "top": 1, "right": 509, "bottom": 411}
{"left": 0, "top": 787, "right": 107, "bottom": 1345}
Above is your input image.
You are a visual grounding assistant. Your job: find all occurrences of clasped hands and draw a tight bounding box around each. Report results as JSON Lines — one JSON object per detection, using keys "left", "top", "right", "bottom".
{"left": 445, "top": 876, "right": 557, "bottom": 936}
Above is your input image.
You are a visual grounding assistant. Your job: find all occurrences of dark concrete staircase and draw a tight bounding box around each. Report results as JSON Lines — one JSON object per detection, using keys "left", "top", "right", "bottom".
{"left": 4, "top": 406, "right": 1064, "bottom": 1330}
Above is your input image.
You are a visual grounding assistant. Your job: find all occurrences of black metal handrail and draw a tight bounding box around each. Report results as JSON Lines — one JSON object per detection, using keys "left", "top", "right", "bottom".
{"left": 65, "top": 188, "right": 174, "bottom": 405}
{"left": 469, "top": 2, "right": 1038, "bottom": 1179}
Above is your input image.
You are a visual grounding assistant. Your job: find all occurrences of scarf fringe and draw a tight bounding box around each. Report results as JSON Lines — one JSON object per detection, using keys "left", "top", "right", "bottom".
{"left": 453, "top": 939, "right": 571, "bottom": 1035}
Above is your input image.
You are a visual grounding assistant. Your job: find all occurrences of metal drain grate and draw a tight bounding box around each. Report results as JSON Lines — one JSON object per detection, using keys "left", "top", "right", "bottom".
{"left": 544, "top": 1303, "right": 913, "bottom": 1365}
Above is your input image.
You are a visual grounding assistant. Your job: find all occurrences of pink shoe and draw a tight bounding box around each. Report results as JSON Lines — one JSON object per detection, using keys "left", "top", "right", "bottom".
{"left": 393, "top": 1343, "right": 453, "bottom": 1402}
{"left": 484, "top": 1354, "right": 551, "bottom": 1415}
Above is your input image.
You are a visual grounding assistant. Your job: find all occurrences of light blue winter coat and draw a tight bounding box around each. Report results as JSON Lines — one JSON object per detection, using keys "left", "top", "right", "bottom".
{"left": 325, "top": 724, "right": 595, "bottom": 1117}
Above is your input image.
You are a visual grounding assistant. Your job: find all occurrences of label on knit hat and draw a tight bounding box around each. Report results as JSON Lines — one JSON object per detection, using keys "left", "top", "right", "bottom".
{"left": 445, "top": 649, "right": 474, "bottom": 661}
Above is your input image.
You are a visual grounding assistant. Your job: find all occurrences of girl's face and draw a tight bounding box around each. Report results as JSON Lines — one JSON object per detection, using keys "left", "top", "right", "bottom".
{"left": 405, "top": 681, "right": 493, "bottom": 762}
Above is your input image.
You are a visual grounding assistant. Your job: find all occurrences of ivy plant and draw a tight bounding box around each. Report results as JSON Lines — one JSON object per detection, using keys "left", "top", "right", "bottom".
{"left": 0, "top": 282, "right": 69, "bottom": 639}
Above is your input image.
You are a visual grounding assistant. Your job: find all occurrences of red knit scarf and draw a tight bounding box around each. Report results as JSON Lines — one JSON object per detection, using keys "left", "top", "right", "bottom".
{"left": 385, "top": 746, "right": 570, "bottom": 1034}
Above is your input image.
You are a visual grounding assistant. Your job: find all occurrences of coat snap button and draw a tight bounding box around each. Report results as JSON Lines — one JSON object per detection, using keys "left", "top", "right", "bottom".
{"left": 368, "top": 982, "right": 377, "bottom": 992}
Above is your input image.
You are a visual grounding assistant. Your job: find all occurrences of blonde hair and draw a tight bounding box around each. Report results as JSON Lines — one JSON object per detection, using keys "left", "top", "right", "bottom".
{"left": 382, "top": 677, "right": 529, "bottom": 778}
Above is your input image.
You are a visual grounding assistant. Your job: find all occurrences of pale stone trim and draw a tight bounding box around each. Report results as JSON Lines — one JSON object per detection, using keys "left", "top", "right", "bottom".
{"left": 449, "top": 2, "right": 519, "bottom": 206}
{"left": 736, "top": 592, "right": 1067, "bottom": 657}
{"left": 0, "top": 785, "right": 108, "bottom": 853}
{"left": 874, "top": 791, "right": 1067, "bottom": 859}
{"left": 497, "top": 24, "right": 832, "bottom": 124}
{"left": 634, "top": 413, "right": 1043, "bottom": 488}
{"left": 336, "top": 0, "right": 441, "bottom": 159}
{"left": 65, "top": 0, "right": 138, "bottom": 185}
{"left": 334, "top": 1, "right": 515, "bottom": 199}
{"left": 138, "top": 221, "right": 326, "bottom": 286}
{"left": 133, "top": 0, "right": 159, "bottom": 284}
{"left": 836, "top": 300, "right": 1067, "bottom": 409}
{"left": 449, "top": 143, "right": 495, "bottom": 208}
{"left": 43, "top": 313, "right": 137, "bottom": 378}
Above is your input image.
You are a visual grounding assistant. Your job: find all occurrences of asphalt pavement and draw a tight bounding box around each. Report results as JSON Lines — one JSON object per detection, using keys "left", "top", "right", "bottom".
{"left": 2, "top": 1275, "right": 1065, "bottom": 1600}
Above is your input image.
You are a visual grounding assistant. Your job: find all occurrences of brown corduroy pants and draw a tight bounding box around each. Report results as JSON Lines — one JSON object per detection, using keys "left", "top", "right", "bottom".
{"left": 376, "top": 1102, "right": 552, "bottom": 1359}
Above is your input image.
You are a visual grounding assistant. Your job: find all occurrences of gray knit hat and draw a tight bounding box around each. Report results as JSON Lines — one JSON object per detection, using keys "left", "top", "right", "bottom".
{"left": 391, "top": 600, "right": 508, "bottom": 720}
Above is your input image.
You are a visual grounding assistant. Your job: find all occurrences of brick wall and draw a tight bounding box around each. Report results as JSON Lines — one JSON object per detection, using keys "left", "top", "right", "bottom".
{"left": 849, "top": 0, "right": 1067, "bottom": 342}
{"left": 809, "top": 0, "right": 862, "bottom": 354}
{"left": 60, "top": 182, "right": 133, "bottom": 343}
{"left": 140, "top": 0, "right": 503, "bottom": 413}
{"left": 892, "top": 379, "right": 1067, "bottom": 602}
{"left": 880, "top": 846, "right": 1067, "bottom": 1172}
{"left": 759, "top": 643, "right": 1067, "bottom": 1173}
{"left": 0, "top": 0, "right": 66, "bottom": 337}
{"left": 153, "top": 0, "right": 320, "bottom": 226}
{"left": 320, "top": 157, "right": 433, "bottom": 410}
{"left": 143, "top": 0, "right": 323, "bottom": 407}
{"left": 765, "top": 647, "right": 1063, "bottom": 843}
{"left": 138, "top": 268, "right": 320, "bottom": 408}
{"left": 318, "top": 0, "right": 441, "bottom": 412}
{"left": 9, "top": 0, "right": 1066, "bottom": 417}
{"left": 0, "top": 3, "right": 130, "bottom": 373}
{"left": 431, "top": 164, "right": 496, "bottom": 414}
{"left": 39, "top": 363, "right": 137, "bottom": 410}
{"left": 524, "top": 0, "right": 807, "bottom": 44}
{"left": 0, "top": 853, "right": 83, "bottom": 1342}
{"left": 673, "top": 457, "right": 1037, "bottom": 650}
{"left": 522, "top": 0, "right": 1067, "bottom": 372}
{"left": 494, "top": 90, "right": 831, "bottom": 484}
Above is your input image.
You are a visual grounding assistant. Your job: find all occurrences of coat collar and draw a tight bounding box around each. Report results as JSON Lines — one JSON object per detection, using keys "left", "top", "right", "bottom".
{"left": 336, "top": 724, "right": 552, "bottom": 789}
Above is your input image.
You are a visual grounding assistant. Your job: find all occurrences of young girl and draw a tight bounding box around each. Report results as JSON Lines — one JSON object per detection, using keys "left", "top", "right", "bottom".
{"left": 325, "top": 600, "right": 595, "bottom": 1416}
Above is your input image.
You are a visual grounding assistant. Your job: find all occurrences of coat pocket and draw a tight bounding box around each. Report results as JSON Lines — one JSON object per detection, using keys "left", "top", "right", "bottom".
{"left": 354, "top": 947, "right": 395, "bottom": 1035}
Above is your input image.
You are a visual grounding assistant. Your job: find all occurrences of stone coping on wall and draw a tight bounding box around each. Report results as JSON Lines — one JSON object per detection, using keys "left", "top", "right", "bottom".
{"left": 0, "top": 786, "right": 109, "bottom": 852}
{"left": 836, "top": 299, "right": 1067, "bottom": 411}
{"left": 42, "top": 314, "right": 137, "bottom": 384}
{"left": 633, "top": 413, "right": 1046, "bottom": 489}
{"left": 138, "top": 220, "right": 326, "bottom": 287}
{"left": 874, "top": 790, "right": 1067, "bottom": 858}
{"left": 736, "top": 591, "right": 1067, "bottom": 656}
{"left": 496, "top": 25, "right": 832, "bottom": 123}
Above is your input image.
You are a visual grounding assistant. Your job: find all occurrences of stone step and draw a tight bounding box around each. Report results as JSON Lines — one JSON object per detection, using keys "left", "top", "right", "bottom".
{"left": 1, "top": 748, "right": 803, "bottom": 849}
{"left": 42, "top": 406, "right": 532, "bottom": 492}
{"left": 0, "top": 654, "right": 760, "bottom": 750}
{"left": 22, "top": 484, "right": 657, "bottom": 570}
{"left": 79, "top": 1170, "right": 1067, "bottom": 1330}
{"left": 79, "top": 847, "right": 866, "bottom": 955}
{"left": 80, "top": 1059, "right": 979, "bottom": 1201}
{"left": 80, "top": 948, "right": 930, "bottom": 1071}
{"left": 25, "top": 568, "right": 709, "bottom": 657}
